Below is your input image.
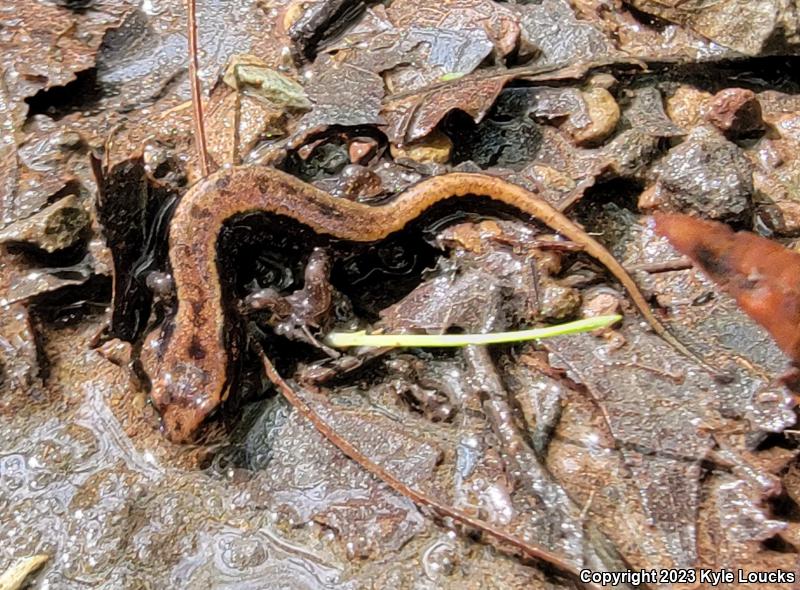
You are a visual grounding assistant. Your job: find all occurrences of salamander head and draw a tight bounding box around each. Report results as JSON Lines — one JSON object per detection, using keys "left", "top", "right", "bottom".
{"left": 151, "top": 360, "right": 220, "bottom": 442}
{"left": 141, "top": 327, "right": 225, "bottom": 443}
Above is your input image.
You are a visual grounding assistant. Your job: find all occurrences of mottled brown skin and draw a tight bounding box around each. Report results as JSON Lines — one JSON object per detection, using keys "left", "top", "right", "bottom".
{"left": 151, "top": 166, "right": 691, "bottom": 442}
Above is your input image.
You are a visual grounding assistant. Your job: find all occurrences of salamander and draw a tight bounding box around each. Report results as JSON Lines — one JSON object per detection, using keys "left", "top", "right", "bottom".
{"left": 146, "top": 165, "right": 697, "bottom": 441}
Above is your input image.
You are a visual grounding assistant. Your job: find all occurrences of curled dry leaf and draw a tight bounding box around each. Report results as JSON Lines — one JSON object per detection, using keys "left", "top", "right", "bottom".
{"left": 655, "top": 212, "right": 800, "bottom": 364}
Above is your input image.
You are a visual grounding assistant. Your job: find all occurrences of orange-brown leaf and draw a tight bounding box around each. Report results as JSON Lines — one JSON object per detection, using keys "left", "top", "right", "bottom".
{"left": 654, "top": 212, "right": 800, "bottom": 363}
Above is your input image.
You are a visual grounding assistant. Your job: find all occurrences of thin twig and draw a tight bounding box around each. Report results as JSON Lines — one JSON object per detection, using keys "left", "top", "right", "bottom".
{"left": 257, "top": 346, "right": 600, "bottom": 590}
{"left": 187, "top": 0, "right": 210, "bottom": 177}
{"left": 624, "top": 257, "right": 694, "bottom": 274}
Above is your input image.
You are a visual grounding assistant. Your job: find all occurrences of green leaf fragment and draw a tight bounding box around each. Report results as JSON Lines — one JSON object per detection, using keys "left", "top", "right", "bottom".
{"left": 223, "top": 54, "right": 311, "bottom": 109}
{"left": 324, "top": 315, "right": 622, "bottom": 348}
{"left": 439, "top": 72, "right": 466, "bottom": 82}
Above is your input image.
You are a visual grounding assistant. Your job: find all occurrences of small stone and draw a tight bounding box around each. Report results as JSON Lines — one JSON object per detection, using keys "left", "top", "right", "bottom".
{"left": 749, "top": 138, "right": 800, "bottom": 235}
{"left": 564, "top": 87, "right": 620, "bottom": 146}
{"left": 666, "top": 85, "right": 711, "bottom": 129}
{"left": 705, "top": 88, "right": 764, "bottom": 138}
{"left": 773, "top": 112, "right": 800, "bottom": 142}
{"left": 96, "top": 338, "right": 133, "bottom": 367}
{"left": 348, "top": 137, "right": 379, "bottom": 164}
{"left": 50, "top": 130, "right": 83, "bottom": 149}
{"left": 390, "top": 130, "right": 453, "bottom": 164}
{"left": 527, "top": 164, "right": 576, "bottom": 193}
{"left": 539, "top": 281, "right": 581, "bottom": 320}
{"left": 587, "top": 73, "right": 617, "bottom": 90}
{"left": 281, "top": 0, "right": 305, "bottom": 34}
{"left": 0, "top": 195, "right": 89, "bottom": 252}
{"left": 643, "top": 126, "right": 753, "bottom": 221}
{"left": 637, "top": 183, "right": 667, "bottom": 211}
{"left": 602, "top": 129, "right": 662, "bottom": 179}
{"left": 323, "top": 164, "right": 384, "bottom": 201}
{"left": 582, "top": 288, "right": 622, "bottom": 319}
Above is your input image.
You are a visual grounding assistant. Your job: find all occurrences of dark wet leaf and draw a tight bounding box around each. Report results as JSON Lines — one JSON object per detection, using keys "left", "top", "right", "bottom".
{"left": 306, "top": 55, "right": 388, "bottom": 128}
{"left": 96, "top": 158, "right": 178, "bottom": 341}
{"left": 94, "top": 8, "right": 188, "bottom": 113}
{"left": 383, "top": 73, "right": 509, "bottom": 145}
{"left": 623, "top": 0, "right": 799, "bottom": 55}
{"left": 512, "top": 0, "right": 612, "bottom": 66}
{"left": 285, "top": 0, "right": 369, "bottom": 60}
{"left": 383, "top": 0, "right": 520, "bottom": 90}
{"left": 0, "top": 0, "right": 127, "bottom": 107}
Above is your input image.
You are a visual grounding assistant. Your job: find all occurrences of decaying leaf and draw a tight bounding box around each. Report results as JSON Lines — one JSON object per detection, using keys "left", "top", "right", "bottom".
{"left": 223, "top": 55, "right": 311, "bottom": 109}
{"left": 623, "top": 0, "right": 799, "bottom": 55}
{"left": 0, "top": 195, "right": 89, "bottom": 254}
{"left": 383, "top": 72, "right": 510, "bottom": 145}
{"left": 655, "top": 212, "right": 800, "bottom": 364}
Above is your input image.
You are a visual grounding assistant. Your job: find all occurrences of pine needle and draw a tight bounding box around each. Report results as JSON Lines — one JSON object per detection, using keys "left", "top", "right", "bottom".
{"left": 324, "top": 315, "right": 621, "bottom": 348}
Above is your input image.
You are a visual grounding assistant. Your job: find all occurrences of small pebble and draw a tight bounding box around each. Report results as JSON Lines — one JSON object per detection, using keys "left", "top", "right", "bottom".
{"left": 705, "top": 88, "right": 764, "bottom": 138}
{"left": 566, "top": 87, "right": 620, "bottom": 146}
{"left": 390, "top": 130, "right": 453, "bottom": 165}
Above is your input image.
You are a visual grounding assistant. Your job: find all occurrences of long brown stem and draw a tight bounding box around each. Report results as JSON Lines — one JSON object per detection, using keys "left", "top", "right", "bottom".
{"left": 187, "top": 0, "right": 210, "bottom": 177}
{"left": 257, "top": 347, "right": 599, "bottom": 590}
{"left": 624, "top": 257, "right": 693, "bottom": 274}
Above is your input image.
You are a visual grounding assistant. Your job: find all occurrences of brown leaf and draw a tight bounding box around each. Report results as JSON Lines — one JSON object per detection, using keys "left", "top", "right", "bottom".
{"left": 623, "top": 0, "right": 795, "bottom": 55}
{"left": 383, "top": 0, "right": 520, "bottom": 91}
{"left": 382, "top": 72, "right": 509, "bottom": 145}
{"left": 513, "top": 0, "right": 612, "bottom": 65}
{"left": 655, "top": 212, "right": 800, "bottom": 364}
{"left": 386, "top": 0, "right": 520, "bottom": 58}
{"left": 0, "top": 0, "right": 127, "bottom": 106}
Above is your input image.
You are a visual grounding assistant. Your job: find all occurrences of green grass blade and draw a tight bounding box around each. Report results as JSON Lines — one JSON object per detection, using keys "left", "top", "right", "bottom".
{"left": 324, "top": 315, "right": 621, "bottom": 348}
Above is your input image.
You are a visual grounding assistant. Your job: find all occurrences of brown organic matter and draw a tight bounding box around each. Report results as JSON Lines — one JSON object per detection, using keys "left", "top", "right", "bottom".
{"left": 655, "top": 212, "right": 800, "bottom": 363}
